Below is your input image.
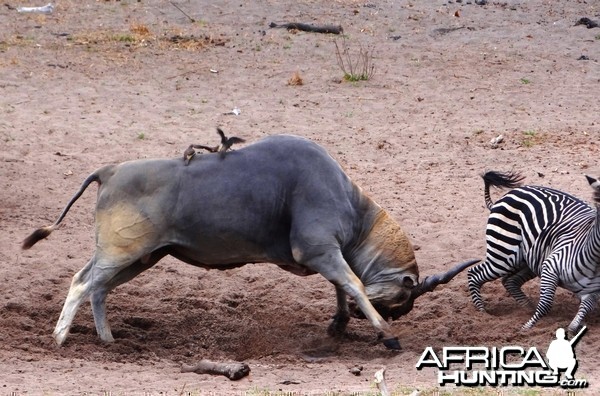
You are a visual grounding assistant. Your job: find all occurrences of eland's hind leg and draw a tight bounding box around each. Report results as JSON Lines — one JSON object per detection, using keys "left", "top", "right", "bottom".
{"left": 54, "top": 252, "right": 141, "bottom": 345}
{"left": 54, "top": 256, "right": 100, "bottom": 345}
{"left": 90, "top": 249, "right": 168, "bottom": 342}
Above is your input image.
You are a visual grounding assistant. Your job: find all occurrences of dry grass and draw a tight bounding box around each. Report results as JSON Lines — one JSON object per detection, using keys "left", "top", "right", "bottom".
{"left": 130, "top": 23, "right": 151, "bottom": 37}
{"left": 288, "top": 71, "right": 304, "bottom": 86}
{"left": 162, "top": 32, "right": 228, "bottom": 51}
{"left": 520, "top": 130, "right": 546, "bottom": 148}
{"left": 3, "top": 22, "right": 227, "bottom": 52}
{"left": 334, "top": 36, "right": 376, "bottom": 82}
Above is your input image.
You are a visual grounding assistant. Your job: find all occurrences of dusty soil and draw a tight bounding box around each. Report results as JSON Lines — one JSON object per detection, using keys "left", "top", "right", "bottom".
{"left": 1, "top": 0, "right": 599, "bottom": 394}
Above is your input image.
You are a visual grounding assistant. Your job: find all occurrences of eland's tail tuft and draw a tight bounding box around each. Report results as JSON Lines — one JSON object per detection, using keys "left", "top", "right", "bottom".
{"left": 22, "top": 225, "right": 57, "bottom": 250}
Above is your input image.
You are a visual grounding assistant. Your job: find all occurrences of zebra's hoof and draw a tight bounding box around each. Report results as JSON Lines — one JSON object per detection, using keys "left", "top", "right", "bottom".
{"left": 521, "top": 323, "right": 533, "bottom": 331}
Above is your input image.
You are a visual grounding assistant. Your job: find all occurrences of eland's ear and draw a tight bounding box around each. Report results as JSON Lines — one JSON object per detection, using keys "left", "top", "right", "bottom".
{"left": 402, "top": 275, "right": 416, "bottom": 289}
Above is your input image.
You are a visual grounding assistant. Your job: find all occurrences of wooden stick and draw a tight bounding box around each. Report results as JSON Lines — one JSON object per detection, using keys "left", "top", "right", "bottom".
{"left": 170, "top": 1, "right": 195, "bottom": 23}
{"left": 269, "top": 22, "right": 343, "bottom": 35}
{"left": 181, "top": 359, "right": 250, "bottom": 380}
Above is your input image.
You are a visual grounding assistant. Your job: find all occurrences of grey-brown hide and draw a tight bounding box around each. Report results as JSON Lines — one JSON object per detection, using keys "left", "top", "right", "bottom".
{"left": 348, "top": 210, "right": 418, "bottom": 309}
{"left": 23, "top": 134, "right": 473, "bottom": 350}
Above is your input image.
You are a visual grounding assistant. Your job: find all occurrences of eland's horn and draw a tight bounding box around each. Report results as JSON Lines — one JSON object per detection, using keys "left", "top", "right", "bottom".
{"left": 410, "top": 258, "right": 480, "bottom": 300}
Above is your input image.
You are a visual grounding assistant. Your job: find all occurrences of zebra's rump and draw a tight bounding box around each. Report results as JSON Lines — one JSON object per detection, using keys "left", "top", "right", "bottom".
{"left": 471, "top": 171, "right": 600, "bottom": 332}
{"left": 489, "top": 185, "right": 594, "bottom": 239}
{"left": 487, "top": 184, "right": 597, "bottom": 288}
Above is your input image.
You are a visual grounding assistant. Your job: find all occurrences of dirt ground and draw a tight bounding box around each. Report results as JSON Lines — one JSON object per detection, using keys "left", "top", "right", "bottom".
{"left": 1, "top": 0, "right": 599, "bottom": 394}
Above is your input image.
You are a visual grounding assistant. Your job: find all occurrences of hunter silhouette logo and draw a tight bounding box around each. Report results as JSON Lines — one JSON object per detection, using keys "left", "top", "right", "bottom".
{"left": 416, "top": 326, "right": 588, "bottom": 388}
{"left": 546, "top": 326, "right": 586, "bottom": 381}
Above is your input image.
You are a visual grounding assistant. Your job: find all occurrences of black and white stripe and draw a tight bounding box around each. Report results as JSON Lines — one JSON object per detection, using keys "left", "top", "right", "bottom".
{"left": 468, "top": 171, "right": 600, "bottom": 332}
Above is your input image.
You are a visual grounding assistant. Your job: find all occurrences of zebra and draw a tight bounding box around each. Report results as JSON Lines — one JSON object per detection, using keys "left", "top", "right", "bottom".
{"left": 468, "top": 170, "right": 600, "bottom": 333}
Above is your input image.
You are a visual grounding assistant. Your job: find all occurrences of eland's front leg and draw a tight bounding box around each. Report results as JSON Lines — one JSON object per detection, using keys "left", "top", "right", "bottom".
{"left": 296, "top": 248, "right": 399, "bottom": 349}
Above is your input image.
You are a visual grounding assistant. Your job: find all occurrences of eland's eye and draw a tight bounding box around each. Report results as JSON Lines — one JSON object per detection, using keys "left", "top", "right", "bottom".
{"left": 402, "top": 276, "right": 415, "bottom": 289}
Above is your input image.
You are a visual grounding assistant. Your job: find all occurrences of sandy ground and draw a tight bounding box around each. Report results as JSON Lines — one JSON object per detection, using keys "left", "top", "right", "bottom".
{"left": 1, "top": 0, "right": 600, "bottom": 394}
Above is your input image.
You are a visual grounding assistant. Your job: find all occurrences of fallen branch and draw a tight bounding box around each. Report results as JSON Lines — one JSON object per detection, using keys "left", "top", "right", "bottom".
{"left": 269, "top": 22, "right": 343, "bottom": 34}
{"left": 575, "top": 17, "right": 599, "bottom": 28}
{"left": 181, "top": 359, "right": 250, "bottom": 380}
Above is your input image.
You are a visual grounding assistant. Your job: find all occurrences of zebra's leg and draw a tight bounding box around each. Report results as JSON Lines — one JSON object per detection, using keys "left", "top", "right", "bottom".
{"left": 522, "top": 262, "right": 559, "bottom": 330}
{"left": 567, "top": 293, "right": 599, "bottom": 334}
{"left": 468, "top": 256, "right": 515, "bottom": 311}
{"left": 502, "top": 267, "right": 536, "bottom": 309}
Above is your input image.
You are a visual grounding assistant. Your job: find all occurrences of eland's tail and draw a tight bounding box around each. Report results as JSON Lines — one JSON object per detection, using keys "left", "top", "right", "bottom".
{"left": 21, "top": 167, "right": 111, "bottom": 250}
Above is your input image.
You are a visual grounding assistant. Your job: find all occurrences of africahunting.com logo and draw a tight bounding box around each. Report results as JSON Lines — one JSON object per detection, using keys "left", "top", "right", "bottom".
{"left": 415, "top": 326, "right": 588, "bottom": 389}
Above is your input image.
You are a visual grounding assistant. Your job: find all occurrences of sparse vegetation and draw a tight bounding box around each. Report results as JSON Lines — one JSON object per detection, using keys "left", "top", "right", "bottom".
{"left": 334, "top": 37, "right": 376, "bottom": 82}
{"left": 113, "top": 34, "right": 136, "bottom": 43}
{"left": 520, "top": 77, "right": 531, "bottom": 84}
{"left": 44, "top": 22, "right": 229, "bottom": 52}
{"left": 137, "top": 132, "right": 146, "bottom": 140}
{"left": 287, "top": 71, "right": 303, "bottom": 86}
{"left": 521, "top": 130, "right": 538, "bottom": 147}
{"left": 130, "top": 23, "right": 151, "bottom": 37}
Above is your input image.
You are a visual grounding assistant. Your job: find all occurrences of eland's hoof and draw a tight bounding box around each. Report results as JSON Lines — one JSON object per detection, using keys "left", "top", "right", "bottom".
{"left": 382, "top": 337, "right": 402, "bottom": 350}
{"left": 53, "top": 331, "right": 67, "bottom": 346}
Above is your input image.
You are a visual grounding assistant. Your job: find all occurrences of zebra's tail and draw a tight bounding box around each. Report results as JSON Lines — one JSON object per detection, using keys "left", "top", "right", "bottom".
{"left": 482, "top": 170, "right": 525, "bottom": 210}
{"left": 585, "top": 175, "right": 600, "bottom": 205}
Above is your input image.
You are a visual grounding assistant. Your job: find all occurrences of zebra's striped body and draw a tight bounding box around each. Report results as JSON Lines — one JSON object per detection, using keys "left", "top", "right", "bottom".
{"left": 468, "top": 171, "right": 600, "bottom": 333}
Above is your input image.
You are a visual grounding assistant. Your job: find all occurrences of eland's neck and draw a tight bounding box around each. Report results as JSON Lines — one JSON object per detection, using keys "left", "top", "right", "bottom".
{"left": 348, "top": 207, "right": 418, "bottom": 286}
